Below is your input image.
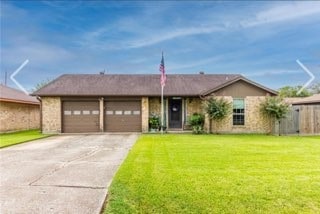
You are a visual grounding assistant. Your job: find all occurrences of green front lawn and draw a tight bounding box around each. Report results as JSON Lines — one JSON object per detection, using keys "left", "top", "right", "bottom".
{"left": 0, "top": 129, "right": 51, "bottom": 148}
{"left": 105, "top": 134, "right": 320, "bottom": 213}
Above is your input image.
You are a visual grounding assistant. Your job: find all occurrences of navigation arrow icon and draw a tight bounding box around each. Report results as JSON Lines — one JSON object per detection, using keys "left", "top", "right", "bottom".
{"left": 296, "top": 59, "right": 315, "bottom": 95}
{"left": 10, "top": 59, "right": 30, "bottom": 95}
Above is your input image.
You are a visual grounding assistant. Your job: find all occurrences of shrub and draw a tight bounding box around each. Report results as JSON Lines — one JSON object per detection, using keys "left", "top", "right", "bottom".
{"left": 188, "top": 113, "right": 205, "bottom": 134}
{"left": 149, "top": 113, "right": 160, "bottom": 130}
{"left": 260, "top": 96, "right": 289, "bottom": 135}
{"left": 204, "top": 97, "right": 232, "bottom": 134}
{"left": 205, "top": 97, "right": 232, "bottom": 121}
{"left": 260, "top": 97, "right": 289, "bottom": 121}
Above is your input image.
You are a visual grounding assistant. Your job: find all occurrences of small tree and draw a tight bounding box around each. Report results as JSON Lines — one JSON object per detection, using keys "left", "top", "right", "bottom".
{"left": 205, "top": 97, "right": 232, "bottom": 133}
{"left": 260, "top": 96, "right": 289, "bottom": 135}
{"left": 188, "top": 113, "right": 205, "bottom": 134}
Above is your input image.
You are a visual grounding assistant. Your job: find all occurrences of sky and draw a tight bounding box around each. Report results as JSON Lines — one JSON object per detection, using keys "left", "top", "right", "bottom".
{"left": 1, "top": 1, "right": 320, "bottom": 92}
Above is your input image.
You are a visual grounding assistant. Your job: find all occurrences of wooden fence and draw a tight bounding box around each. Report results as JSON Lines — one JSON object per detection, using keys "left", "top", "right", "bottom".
{"left": 276, "top": 104, "right": 320, "bottom": 135}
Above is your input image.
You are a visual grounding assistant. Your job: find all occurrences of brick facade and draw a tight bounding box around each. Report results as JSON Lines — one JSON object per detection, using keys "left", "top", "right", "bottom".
{"left": 185, "top": 97, "right": 203, "bottom": 119}
{"left": 141, "top": 97, "right": 149, "bottom": 132}
{"left": 148, "top": 97, "right": 204, "bottom": 130}
{"left": 41, "top": 97, "right": 61, "bottom": 133}
{"left": 149, "top": 97, "right": 161, "bottom": 116}
{"left": 0, "top": 101, "right": 40, "bottom": 132}
{"left": 39, "top": 96, "right": 272, "bottom": 134}
{"left": 208, "top": 96, "right": 272, "bottom": 134}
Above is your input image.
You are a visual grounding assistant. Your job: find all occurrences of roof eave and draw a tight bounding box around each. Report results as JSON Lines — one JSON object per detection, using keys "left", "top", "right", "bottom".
{"left": 34, "top": 93, "right": 201, "bottom": 97}
{"left": 0, "top": 98, "right": 40, "bottom": 105}
{"left": 292, "top": 101, "right": 320, "bottom": 105}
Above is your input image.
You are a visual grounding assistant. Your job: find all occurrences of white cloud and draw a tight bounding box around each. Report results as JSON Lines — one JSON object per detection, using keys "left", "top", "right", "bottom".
{"left": 127, "top": 25, "right": 224, "bottom": 49}
{"left": 79, "top": 23, "right": 225, "bottom": 51}
{"left": 169, "top": 55, "right": 222, "bottom": 71}
{"left": 2, "top": 42, "right": 74, "bottom": 65}
{"left": 78, "top": 2, "right": 320, "bottom": 50}
{"left": 241, "top": 2, "right": 320, "bottom": 27}
{"left": 245, "top": 69, "right": 302, "bottom": 77}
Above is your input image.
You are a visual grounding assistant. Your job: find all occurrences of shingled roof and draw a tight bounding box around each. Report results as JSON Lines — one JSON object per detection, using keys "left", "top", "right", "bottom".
{"left": 32, "top": 74, "right": 277, "bottom": 97}
{"left": 0, "top": 84, "right": 39, "bottom": 105}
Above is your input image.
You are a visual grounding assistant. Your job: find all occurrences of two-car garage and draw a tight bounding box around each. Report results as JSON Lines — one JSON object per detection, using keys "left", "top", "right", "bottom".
{"left": 62, "top": 99, "right": 141, "bottom": 133}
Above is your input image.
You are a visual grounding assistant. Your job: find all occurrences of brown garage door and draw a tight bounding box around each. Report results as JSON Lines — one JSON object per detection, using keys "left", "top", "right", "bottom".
{"left": 62, "top": 101, "right": 100, "bottom": 133}
{"left": 105, "top": 100, "right": 141, "bottom": 132}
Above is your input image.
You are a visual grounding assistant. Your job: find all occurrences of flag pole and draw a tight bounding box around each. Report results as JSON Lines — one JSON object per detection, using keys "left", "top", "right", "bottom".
{"left": 161, "top": 84, "right": 164, "bottom": 134}
{"left": 160, "top": 51, "right": 166, "bottom": 134}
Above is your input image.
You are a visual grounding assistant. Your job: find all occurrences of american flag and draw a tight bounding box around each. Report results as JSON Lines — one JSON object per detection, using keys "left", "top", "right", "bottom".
{"left": 159, "top": 52, "right": 166, "bottom": 86}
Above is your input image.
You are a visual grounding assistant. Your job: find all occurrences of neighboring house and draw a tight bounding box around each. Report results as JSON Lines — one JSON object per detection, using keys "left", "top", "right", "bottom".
{"left": 291, "top": 94, "right": 320, "bottom": 105}
{"left": 281, "top": 94, "right": 320, "bottom": 135}
{"left": 32, "top": 74, "right": 277, "bottom": 134}
{"left": 0, "top": 84, "right": 40, "bottom": 132}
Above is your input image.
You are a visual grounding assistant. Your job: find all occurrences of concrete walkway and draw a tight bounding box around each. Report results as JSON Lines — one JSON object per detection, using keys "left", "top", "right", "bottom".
{"left": 0, "top": 134, "right": 138, "bottom": 214}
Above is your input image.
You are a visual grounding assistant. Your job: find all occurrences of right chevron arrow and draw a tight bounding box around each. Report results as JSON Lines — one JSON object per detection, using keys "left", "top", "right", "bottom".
{"left": 296, "top": 59, "right": 315, "bottom": 95}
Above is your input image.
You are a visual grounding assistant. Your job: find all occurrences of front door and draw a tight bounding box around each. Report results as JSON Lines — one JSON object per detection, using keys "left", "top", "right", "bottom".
{"left": 169, "top": 98, "right": 182, "bottom": 129}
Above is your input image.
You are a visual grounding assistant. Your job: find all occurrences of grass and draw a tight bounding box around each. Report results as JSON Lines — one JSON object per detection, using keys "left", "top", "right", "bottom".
{"left": 0, "top": 129, "right": 51, "bottom": 148}
{"left": 105, "top": 134, "right": 320, "bottom": 214}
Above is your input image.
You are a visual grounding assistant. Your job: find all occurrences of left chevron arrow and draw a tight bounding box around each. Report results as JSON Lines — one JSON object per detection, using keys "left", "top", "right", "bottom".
{"left": 10, "top": 59, "right": 30, "bottom": 95}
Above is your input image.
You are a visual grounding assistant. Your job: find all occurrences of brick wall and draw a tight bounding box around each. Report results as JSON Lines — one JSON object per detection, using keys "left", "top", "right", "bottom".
{"left": 185, "top": 97, "right": 203, "bottom": 119}
{"left": 36, "top": 96, "right": 272, "bottom": 134}
{"left": 141, "top": 97, "right": 149, "bottom": 132}
{"left": 41, "top": 97, "right": 61, "bottom": 133}
{"left": 149, "top": 97, "right": 161, "bottom": 115}
{"left": 208, "top": 96, "right": 272, "bottom": 134}
{"left": 0, "top": 101, "right": 40, "bottom": 132}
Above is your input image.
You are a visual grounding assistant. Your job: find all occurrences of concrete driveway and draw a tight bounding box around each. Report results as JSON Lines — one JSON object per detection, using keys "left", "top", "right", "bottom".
{"left": 0, "top": 134, "right": 138, "bottom": 214}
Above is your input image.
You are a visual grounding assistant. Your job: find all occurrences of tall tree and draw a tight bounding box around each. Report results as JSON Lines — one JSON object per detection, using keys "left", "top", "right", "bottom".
{"left": 278, "top": 85, "right": 311, "bottom": 97}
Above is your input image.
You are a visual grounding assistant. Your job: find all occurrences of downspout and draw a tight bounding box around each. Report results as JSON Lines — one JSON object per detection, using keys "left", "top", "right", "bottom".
{"left": 36, "top": 96, "right": 42, "bottom": 133}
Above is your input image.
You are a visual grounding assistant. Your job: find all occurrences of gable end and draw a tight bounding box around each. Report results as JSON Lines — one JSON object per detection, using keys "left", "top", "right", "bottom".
{"left": 201, "top": 77, "right": 277, "bottom": 97}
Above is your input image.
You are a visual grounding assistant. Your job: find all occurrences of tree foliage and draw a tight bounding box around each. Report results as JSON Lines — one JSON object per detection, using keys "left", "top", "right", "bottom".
{"left": 278, "top": 85, "right": 311, "bottom": 97}
{"left": 260, "top": 97, "right": 289, "bottom": 121}
{"left": 309, "top": 82, "right": 320, "bottom": 94}
{"left": 205, "top": 97, "right": 232, "bottom": 121}
{"left": 32, "top": 78, "right": 53, "bottom": 92}
{"left": 188, "top": 113, "right": 205, "bottom": 134}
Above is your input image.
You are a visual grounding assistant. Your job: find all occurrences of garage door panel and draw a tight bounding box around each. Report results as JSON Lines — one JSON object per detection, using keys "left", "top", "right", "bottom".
{"left": 104, "top": 101, "right": 141, "bottom": 132}
{"left": 63, "top": 101, "right": 100, "bottom": 133}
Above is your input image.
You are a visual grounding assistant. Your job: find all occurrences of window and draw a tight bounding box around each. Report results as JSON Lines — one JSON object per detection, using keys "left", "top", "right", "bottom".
{"left": 92, "top": 110, "right": 99, "bottom": 115}
{"left": 124, "top": 110, "right": 131, "bottom": 115}
{"left": 233, "top": 99, "right": 245, "bottom": 125}
{"left": 64, "top": 110, "right": 71, "bottom": 115}
{"left": 106, "top": 110, "right": 113, "bottom": 115}
{"left": 82, "top": 110, "right": 90, "bottom": 115}
{"left": 115, "top": 111, "right": 122, "bottom": 115}
{"left": 133, "top": 110, "right": 140, "bottom": 115}
{"left": 73, "top": 110, "right": 81, "bottom": 115}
